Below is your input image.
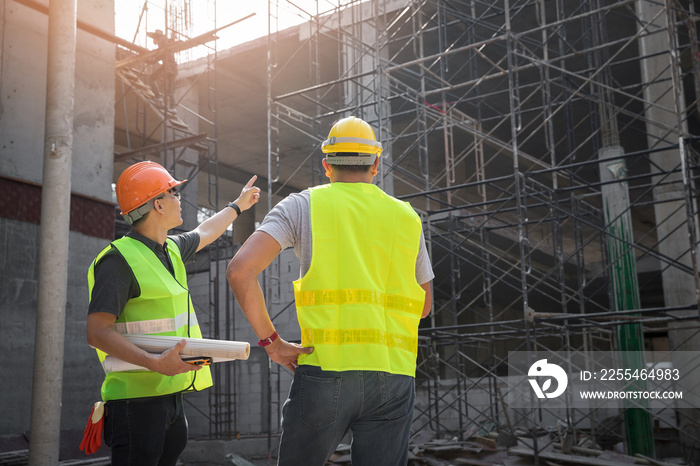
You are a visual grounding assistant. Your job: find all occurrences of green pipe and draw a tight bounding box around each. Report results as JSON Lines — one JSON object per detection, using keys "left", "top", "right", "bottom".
{"left": 601, "top": 154, "right": 655, "bottom": 458}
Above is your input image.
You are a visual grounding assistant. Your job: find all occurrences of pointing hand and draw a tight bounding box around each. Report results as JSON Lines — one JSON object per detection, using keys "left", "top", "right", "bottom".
{"left": 234, "top": 175, "right": 261, "bottom": 212}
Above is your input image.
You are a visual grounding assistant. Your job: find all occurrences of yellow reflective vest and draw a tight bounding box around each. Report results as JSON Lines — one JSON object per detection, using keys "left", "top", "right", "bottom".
{"left": 87, "top": 236, "right": 212, "bottom": 401}
{"left": 294, "top": 183, "right": 426, "bottom": 376}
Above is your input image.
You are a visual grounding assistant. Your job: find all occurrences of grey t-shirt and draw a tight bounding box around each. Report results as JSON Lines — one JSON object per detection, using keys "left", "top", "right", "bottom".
{"left": 257, "top": 188, "right": 435, "bottom": 284}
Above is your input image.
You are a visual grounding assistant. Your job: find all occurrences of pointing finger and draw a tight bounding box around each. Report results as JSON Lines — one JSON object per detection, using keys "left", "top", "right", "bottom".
{"left": 245, "top": 175, "right": 258, "bottom": 188}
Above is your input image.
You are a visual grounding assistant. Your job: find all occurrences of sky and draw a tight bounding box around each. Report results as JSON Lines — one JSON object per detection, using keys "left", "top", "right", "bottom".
{"left": 114, "top": 0, "right": 344, "bottom": 59}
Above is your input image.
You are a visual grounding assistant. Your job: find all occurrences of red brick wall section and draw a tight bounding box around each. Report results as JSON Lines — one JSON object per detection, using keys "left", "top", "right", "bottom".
{"left": 0, "top": 176, "right": 115, "bottom": 240}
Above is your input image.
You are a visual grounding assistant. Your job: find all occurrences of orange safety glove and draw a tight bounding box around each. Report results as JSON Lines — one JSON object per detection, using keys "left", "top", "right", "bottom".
{"left": 79, "top": 401, "right": 105, "bottom": 455}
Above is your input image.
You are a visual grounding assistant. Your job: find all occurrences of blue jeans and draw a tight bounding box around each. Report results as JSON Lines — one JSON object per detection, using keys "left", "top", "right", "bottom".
{"left": 278, "top": 365, "right": 415, "bottom": 466}
{"left": 104, "top": 393, "right": 188, "bottom": 466}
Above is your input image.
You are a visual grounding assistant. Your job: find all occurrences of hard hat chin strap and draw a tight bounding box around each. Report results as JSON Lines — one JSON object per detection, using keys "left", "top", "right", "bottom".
{"left": 123, "top": 199, "right": 156, "bottom": 225}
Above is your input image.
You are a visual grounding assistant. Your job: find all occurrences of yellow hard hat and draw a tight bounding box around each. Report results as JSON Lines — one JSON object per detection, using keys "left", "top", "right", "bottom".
{"left": 322, "top": 116, "right": 382, "bottom": 165}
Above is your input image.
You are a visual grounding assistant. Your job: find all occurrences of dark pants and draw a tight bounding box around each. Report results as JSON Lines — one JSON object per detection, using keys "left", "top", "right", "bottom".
{"left": 104, "top": 393, "right": 187, "bottom": 466}
{"left": 278, "top": 365, "right": 415, "bottom": 466}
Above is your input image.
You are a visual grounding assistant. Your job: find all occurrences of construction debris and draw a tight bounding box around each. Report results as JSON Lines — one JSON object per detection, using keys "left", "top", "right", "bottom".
{"left": 321, "top": 428, "right": 689, "bottom": 466}
{"left": 224, "top": 453, "right": 257, "bottom": 466}
{"left": 0, "top": 449, "right": 110, "bottom": 466}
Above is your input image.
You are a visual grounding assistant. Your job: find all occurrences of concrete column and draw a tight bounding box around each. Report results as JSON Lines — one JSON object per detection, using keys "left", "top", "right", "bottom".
{"left": 636, "top": 1, "right": 696, "bottom": 339}
{"left": 636, "top": 0, "right": 700, "bottom": 449}
{"left": 28, "top": 0, "right": 77, "bottom": 464}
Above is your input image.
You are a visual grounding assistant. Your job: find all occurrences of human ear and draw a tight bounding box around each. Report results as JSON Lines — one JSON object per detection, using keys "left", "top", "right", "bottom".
{"left": 322, "top": 158, "right": 333, "bottom": 178}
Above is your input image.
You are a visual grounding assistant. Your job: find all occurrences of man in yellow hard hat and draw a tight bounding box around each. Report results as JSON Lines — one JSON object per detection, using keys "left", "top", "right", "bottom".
{"left": 86, "top": 161, "right": 260, "bottom": 465}
{"left": 227, "top": 116, "right": 434, "bottom": 466}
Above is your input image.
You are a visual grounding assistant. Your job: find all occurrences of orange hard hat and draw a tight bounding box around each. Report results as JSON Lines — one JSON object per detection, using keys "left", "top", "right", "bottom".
{"left": 116, "top": 161, "right": 185, "bottom": 223}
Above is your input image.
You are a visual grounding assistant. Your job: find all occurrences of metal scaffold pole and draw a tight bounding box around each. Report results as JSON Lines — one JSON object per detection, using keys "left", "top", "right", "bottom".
{"left": 28, "top": 0, "right": 77, "bottom": 464}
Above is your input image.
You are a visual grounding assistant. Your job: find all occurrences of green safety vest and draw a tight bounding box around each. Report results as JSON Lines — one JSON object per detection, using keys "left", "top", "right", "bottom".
{"left": 294, "top": 183, "right": 426, "bottom": 376}
{"left": 87, "top": 236, "right": 212, "bottom": 401}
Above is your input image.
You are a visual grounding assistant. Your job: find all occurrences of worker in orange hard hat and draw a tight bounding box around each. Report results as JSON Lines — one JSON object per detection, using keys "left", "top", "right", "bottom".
{"left": 115, "top": 160, "right": 187, "bottom": 224}
{"left": 227, "top": 116, "right": 434, "bottom": 466}
{"left": 84, "top": 161, "right": 260, "bottom": 465}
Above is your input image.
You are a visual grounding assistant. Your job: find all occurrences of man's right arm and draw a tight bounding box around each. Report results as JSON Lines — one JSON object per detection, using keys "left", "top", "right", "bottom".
{"left": 415, "top": 228, "right": 435, "bottom": 319}
{"left": 420, "top": 282, "right": 433, "bottom": 318}
{"left": 87, "top": 252, "right": 196, "bottom": 376}
{"left": 87, "top": 313, "right": 196, "bottom": 376}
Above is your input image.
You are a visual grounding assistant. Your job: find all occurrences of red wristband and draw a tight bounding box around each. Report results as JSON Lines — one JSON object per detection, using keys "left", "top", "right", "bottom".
{"left": 258, "top": 331, "right": 279, "bottom": 347}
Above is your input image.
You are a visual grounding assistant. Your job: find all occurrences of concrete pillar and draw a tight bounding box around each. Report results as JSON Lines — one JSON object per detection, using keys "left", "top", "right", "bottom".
{"left": 636, "top": 1, "right": 700, "bottom": 457}
{"left": 28, "top": 0, "right": 77, "bottom": 464}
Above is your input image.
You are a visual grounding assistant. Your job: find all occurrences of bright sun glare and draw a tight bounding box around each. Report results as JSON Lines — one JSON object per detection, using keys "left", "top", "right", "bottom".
{"left": 115, "top": 0, "right": 338, "bottom": 59}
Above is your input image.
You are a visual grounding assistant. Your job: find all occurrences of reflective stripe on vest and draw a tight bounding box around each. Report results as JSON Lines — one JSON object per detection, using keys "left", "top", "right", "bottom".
{"left": 295, "top": 289, "right": 424, "bottom": 314}
{"left": 87, "top": 236, "right": 212, "bottom": 401}
{"left": 301, "top": 328, "right": 417, "bottom": 352}
{"left": 294, "top": 183, "right": 425, "bottom": 376}
{"left": 113, "top": 310, "right": 197, "bottom": 335}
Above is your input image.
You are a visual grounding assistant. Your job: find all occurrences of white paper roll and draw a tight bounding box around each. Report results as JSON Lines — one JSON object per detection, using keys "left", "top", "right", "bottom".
{"left": 101, "top": 335, "right": 250, "bottom": 373}
{"left": 103, "top": 354, "right": 237, "bottom": 372}
{"left": 123, "top": 334, "right": 250, "bottom": 360}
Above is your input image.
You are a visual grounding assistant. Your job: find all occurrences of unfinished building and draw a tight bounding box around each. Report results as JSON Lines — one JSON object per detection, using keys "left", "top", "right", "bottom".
{"left": 2, "top": 0, "right": 700, "bottom": 464}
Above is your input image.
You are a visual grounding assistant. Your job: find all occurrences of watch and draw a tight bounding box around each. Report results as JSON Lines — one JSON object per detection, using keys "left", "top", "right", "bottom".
{"left": 258, "top": 331, "right": 279, "bottom": 347}
{"left": 227, "top": 202, "right": 241, "bottom": 216}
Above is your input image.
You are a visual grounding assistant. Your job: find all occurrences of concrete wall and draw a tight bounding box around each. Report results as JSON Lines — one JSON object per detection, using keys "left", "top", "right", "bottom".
{"left": 0, "top": 0, "right": 115, "bottom": 438}
{"left": 0, "top": 0, "right": 115, "bottom": 197}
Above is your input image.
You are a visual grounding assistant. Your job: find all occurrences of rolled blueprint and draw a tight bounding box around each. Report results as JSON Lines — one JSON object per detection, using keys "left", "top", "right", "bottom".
{"left": 124, "top": 334, "right": 250, "bottom": 360}
{"left": 102, "top": 335, "right": 250, "bottom": 373}
{"left": 104, "top": 354, "right": 236, "bottom": 372}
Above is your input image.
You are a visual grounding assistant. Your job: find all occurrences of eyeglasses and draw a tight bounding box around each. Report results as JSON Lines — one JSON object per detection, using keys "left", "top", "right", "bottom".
{"left": 158, "top": 188, "right": 181, "bottom": 200}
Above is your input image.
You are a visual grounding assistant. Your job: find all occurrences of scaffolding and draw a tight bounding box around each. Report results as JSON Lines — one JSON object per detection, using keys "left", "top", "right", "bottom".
{"left": 110, "top": 0, "right": 700, "bottom": 461}
{"left": 262, "top": 0, "right": 700, "bottom": 462}
{"left": 112, "top": 0, "right": 247, "bottom": 441}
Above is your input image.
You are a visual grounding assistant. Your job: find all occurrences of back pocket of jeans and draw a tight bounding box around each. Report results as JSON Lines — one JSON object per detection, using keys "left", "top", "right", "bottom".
{"left": 300, "top": 374, "right": 341, "bottom": 429}
{"left": 378, "top": 372, "right": 414, "bottom": 420}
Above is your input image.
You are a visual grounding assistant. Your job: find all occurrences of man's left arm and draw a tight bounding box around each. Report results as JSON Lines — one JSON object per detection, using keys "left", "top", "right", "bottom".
{"left": 195, "top": 175, "right": 260, "bottom": 252}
